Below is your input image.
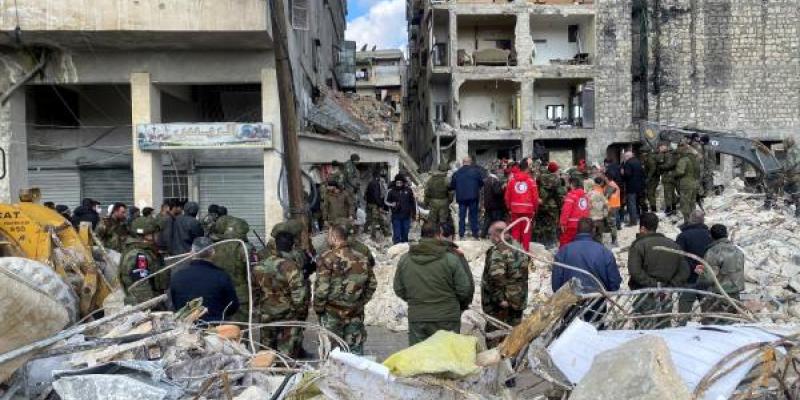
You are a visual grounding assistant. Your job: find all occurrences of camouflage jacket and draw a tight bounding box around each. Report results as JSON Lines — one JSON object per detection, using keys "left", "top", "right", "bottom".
{"left": 700, "top": 238, "right": 745, "bottom": 294}
{"left": 253, "top": 252, "right": 308, "bottom": 317}
{"left": 643, "top": 152, "right": 660, "bottom": 181}
{"left": 210, "top": 241, "right": 251, "bottom": 303}
{"left": 538, "top": 171, "right": 565, "bottom": 210}
{"left": 119, "top": 238, "right": 166, "bottom": 305}
{"left": 343, "top": 160, "right": 360, "bottom": 193}
{"left": 95, "top": 218, "right": 129, "bottom": 252}
{"left": 424, "top": 172, "right": 451, "bottom": 202}
{"left": 657, "top": 151, "right": 678, "bottom": 181}
{"left": 675, "top": 149, "right": 699, "bottom": 189}
{"left": 481, "top": 239, "right": 528, "bottom": 311}
{"left": 313, "top": 244, "right": 377, "bottom": 317}
{"left": 589, "top": 187, "right": 609, "bottom": 220}
{"left": 785, "top": 144, "right": 800, "bottom": 183}
{"left": 201, "top": 214, "right": 218, "bottom": 236}
{"left": 323, "top": 190, "right": 353, "bottom": 223}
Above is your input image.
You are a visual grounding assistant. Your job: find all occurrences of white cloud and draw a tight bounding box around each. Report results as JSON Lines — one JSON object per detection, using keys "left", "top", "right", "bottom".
{"left": 345, "top": 0, "right": 407, "bottom": 51}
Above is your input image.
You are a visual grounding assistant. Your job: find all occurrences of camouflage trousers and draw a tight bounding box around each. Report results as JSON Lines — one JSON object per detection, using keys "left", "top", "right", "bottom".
{"left": 679, "top": 184, "right": 698, "bottom": 223}
{"left": 646, "top": 180, "right": 659, "bottom": 212}
{"left": 427, "top": 199, "right": 452, "bottom": 228}
{"left": 533, "top": 208, "right": 559, "bottom": 247}
{"left": 319, "top": 312, "right": 367, "bottom": 355}
{"left": 408, "top": 320, "right": 460, "bottom": 346}
{"left": 662, "top": 180, "right": 678, "bottom": 212}
{"left": 260, "top": 312, "right": 304, "bottom": 358}
{"left": 365, "top": 204, "right": 389, "bottom": 239}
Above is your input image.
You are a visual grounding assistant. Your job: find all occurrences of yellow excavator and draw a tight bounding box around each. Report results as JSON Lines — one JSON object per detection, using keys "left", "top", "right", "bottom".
{"left": 0, "top": 188, "right": 115, "bottom": 317}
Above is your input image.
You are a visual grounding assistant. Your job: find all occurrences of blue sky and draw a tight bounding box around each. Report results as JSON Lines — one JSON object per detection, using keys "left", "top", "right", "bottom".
{"left": 345, "top": 0, "right": 407, "bottom": 51}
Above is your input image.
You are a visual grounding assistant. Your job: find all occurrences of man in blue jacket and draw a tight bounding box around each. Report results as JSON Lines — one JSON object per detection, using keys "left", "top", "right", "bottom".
{"left": 552, "top": 218, "right": 622, "bottom": 293}
{"left": 449, "top": 156, "right": 484, "bottom": 239}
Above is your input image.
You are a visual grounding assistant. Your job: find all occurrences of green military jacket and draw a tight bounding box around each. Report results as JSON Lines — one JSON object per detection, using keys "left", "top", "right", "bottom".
{"left": 657, "top": 151, "right": 678, "bottom": 182}
{"left": 482, "top": 239, "right": 528, "bottom": 312}
{"left": 700, "top": 238, "right": 745, "bottom": 294}
{"left": 394, "top": 239, "right": 473, "bottom": 322}
{"left": 785, "top": 143, "right": 800, "bottom": 186}
{"left": 439, "top": 240, "right": 475, "bottom": 310}
{"left": 95, "top": 218, "right": 129, "bottom": 252}
{"left": 424, "top": 172, "right": 451, "bottom": 203}
{"left": 627, "top": 233, "right": 690, "bottom": 290}
{"left": 253, "top": 252, "right": 308, "bottom": 318}
{"left": 343, "top": 160, "right": 360, "bottom": 193}
{"left": 643, "top": 152, "right": 660, "bottom": 183}
{"left": 201, "top": 214, "right": 218, "bottom": 236}
{"left": 314, "top": 244, "right": 377, "bottom": 318}
{"left": 119, "top": 238, "right": 166, "bottom": 304}
{"left": 675, "top": 149, "right": 699, "bottom": 189}
{"left": 538, "top": 171, "right": 565, "bottom": 210}
{"left": 323, "top": 190, "right": 353, "bottom": 223}
{"left": 210, "top": 241, "right": 251, "bottom": 305}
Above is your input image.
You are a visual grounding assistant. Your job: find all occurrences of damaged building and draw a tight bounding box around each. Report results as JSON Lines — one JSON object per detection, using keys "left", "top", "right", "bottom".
{"left": 354, "top": 49, "right": 406, "bottom": 143}
{"left": 0, "top": 0, "right": 408, "bottom": 238}
{"left": 405, "top": 0, "right": 800, "bottom": 172}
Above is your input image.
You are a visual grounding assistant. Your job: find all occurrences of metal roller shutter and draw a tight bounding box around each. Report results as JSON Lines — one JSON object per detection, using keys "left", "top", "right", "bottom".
{"left": 197, "top": 167, "right": 266, "bottom": 242}
{"left": 28, "top": 169, "right": 82, "bottom": 210}
{"left": 80, "top": 169, "right": 135, "bottom": 210}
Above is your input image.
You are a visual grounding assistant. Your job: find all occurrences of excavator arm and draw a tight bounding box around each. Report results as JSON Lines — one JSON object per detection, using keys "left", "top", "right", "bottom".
{"left": 640, "top": 121, "right": 785, "bottom": 186}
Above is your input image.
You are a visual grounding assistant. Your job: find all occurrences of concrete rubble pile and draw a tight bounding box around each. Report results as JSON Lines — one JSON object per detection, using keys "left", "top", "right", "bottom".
{"left": 325, "top": 90, "right": 397, "bottom": 141}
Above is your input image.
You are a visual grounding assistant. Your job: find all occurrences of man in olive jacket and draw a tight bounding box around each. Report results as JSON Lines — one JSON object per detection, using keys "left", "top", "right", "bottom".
{"left": 627, "top": 212, "right": 689, "bottom": 327}
{"left": 394, "top": 222, "right": 474, "bottom": 345}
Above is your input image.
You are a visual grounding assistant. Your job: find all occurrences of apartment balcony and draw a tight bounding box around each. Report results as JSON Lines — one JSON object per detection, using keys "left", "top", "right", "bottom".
{"left": 0, "top": 0, "right": 272, "bottom": 49}
{"left": 456, "top": 15, "right": 517, "bottom": 68}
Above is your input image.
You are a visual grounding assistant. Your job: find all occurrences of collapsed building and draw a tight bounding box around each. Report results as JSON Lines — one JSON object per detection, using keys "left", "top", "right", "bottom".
{"left": 404, "top": 0, "right": 800, "bottom": 178}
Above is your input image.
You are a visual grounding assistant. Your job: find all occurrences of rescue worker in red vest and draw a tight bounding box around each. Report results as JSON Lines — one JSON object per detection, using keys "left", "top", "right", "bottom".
{"left": 559, "top": 176, "right": 591, "bottom": 248}
{"left": 504, "top": 158, "right": 539, "bottom": 251}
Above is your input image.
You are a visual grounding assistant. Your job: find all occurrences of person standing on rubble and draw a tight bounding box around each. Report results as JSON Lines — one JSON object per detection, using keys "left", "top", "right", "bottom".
{"left": 343, "top": 154, "right": 362, "bottom": 205}
{"left": 322, "top": 181, "right": 354, "bottom": 228}
{"left": 438, "top": 222, "right": 475, "bottom": 307}
{"left": 505, "top": 159, "right": 539, "bottom": 251}
{"left": 209, "top": 215, "right": 253, "bottom": 322}
{"left": 552, "top": 218, "right": 621, "bottom": 292}
{"left": 784, "top": 136, "right": 800, "bottom": 218}
{"left": 694, "top": 224, "right": 745, "bottom": 322}
{"left": 622, "top": 151, "right": 645, "bottom": 226}
{"left": 559, "top": 177, "right": 591, "bottom": 248}
{"left": 534, "top": 162, "right": 565, "bottom": 248}
{"left": 95, "top": 202, "right": 129, "bottom": 252}
{"left": 627, "top": 213, "right": 689, "bottom": 327}
{"left": 425, "top": 163, "right": 454, "bottom": 230}
{"left": 675, "top": 141, "right": 699, "bottom": 224}
{"left": 364, "top": 170, "right": 390, "bottom": 240}
{"left": 385, "top": 174, "right": 417, "bottom": 244}
{"left": 643, "top": 147, "right": 660, "bottom": 212}
{"left": 450, "top": 156, "right": 484, "bottom": 239}
{"left": 482, "top": 162, "right": 507, "bottom": 238}
{"left": 394, "top": 222, "right": 473, "bottom": 345}
{"left": 314, "top": 225, "right": 377, "bottom": 355}
{"left": 482, "top": 221, "right": 528, "bottom": 344}
{"left": 169, "top": 237, "right": 239, "bottom": 323}
{"left": 120, "top": 217, "right": 167, "bottom": 305}
{"left": 657, "top": 142, "right": 679, "bottom": 216}
{"left": 254, "top": 231, "right": 308, "bottom": 357}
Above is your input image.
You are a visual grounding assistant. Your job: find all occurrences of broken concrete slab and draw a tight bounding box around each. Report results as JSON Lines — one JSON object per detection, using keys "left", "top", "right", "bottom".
{"left": 569, "top": 335, "right": 690, "bottom": 400}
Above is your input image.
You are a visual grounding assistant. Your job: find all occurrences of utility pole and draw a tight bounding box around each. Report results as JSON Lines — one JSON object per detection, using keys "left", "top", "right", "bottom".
{"left": 270, "top": 0, "right": 305, "bottom": 222}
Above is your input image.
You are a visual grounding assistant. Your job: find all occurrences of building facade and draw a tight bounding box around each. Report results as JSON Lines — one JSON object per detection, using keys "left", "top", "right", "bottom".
{"left": 406, "top": 0, "right": 800, "bottom": 172}
{"left": 355, "top": 49, "right": 406, "bottom": 142}
{"left": 0, "top": 0, "right": 402, "bottom": 239}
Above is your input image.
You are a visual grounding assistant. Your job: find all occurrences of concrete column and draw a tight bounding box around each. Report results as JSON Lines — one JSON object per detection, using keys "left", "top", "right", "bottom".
{"left": 388, "top": 157, "right": 400, "bottom": 181}
{"left": 455, "top": 135, "right": 469, "bottom": 162}
{"left": 585, "top": 137, "right": 605, "bottom": 167}
{"left": 448, "top": 10, "right": 458, "bottom": 68}
{"left": 131, "top": 73, "right": 163, "bottom": 209}
{"left": 262, "top": 65, "right": 284, "bottom": 235}
{"left": 521, "top": 80, "right": 535, "bottom": 131}
{"left": 522, "top": 137, "right": 533, "bottom": 158}
{"left": 0, "top": 89, "right": 28, "bottom": 203}
{"left": 514, "top": 12, "right": 533, "bottom": 67}
{"left": 451, "top": 78, "right": 462, "bottom": 129}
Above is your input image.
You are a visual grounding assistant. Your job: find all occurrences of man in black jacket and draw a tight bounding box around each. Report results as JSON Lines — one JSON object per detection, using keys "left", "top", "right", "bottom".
{"left": 72, "top": 198, "right": 100, "bottom": 230}
{"left": 169, "top": 237, "right": 239, "bottom": 323}
{"left": 622, "top": 151, "right": 646, "bottom": 226}
{"left": 481, "top": 162, "right": 507, "bottom": 238}
{"left": 172, "top": 201, "right": 205, "bottom": 255}
{"left": 364, "top": 171, "right": 389, "bottom": 240}
{"left": 385, "top": 175, "right": 417, "bottom": 244}
{"left": 676, "top": 210, "right": 714, "bottom": 317}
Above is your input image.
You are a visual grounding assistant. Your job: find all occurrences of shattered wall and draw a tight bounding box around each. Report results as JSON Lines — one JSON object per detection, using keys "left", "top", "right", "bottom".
{"left": 640, "top": 0, "right": 800, "bottom": 138}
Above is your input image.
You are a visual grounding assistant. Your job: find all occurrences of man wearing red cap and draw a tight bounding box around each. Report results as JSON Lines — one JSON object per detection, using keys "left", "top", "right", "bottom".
{"left": 559, "top": 176, "right": 591, "bottom": 247}
{"left": 504, "top": 159, "right": 539, "bottom": 251}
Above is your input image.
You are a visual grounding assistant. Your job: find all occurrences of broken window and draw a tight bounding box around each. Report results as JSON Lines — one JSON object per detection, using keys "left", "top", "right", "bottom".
{"left": 568, "top": 25, "right": 579, "bottom": 43}
{"left": 356, "top": 68, "right": 369, "bottom": 81}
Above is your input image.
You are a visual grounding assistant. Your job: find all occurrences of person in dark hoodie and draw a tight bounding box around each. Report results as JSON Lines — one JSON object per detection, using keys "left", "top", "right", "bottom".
{"left": 393, "top": 222, "right": 474, "bottom": 345}
{"left": 385, "top": 174, "right": 416, "bottom": 244}
{"left": 676, "top": 210, "right": 714, "bottom": 316}
{"left": 72, "top": 198, "right": 101, "bottom": 229}
{"left": 172, "top": 201, "right": 205, "bottom": 255}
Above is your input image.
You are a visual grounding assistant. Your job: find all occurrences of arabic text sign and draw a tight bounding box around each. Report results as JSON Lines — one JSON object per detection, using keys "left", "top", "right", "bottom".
{"left": 137, "top": 123, "right": 273, "bottom": 150}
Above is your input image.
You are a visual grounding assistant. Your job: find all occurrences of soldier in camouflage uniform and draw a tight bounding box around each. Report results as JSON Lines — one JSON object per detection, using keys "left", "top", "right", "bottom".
{"left": 784, "top": 136, "right": 800, "bottom": 217}
{"left": 657, "top": 143, "right": 679, "bottom": 215}
{"left": 313, "top": 225, "right": 377, "bottom": 355}
{"left": 675, "top": 142, "right": 699, "bottom": 224}
{"left": 534, "top": 162, "right": 565, "bottom": 248}
{"left": 481, "top": 221, "right": 528, "bottom": 344}
{"left": 119, "top": 217, "right": 167, "bottom": 305}
{"left": 322, "top": 181, "right": 354, "bottom": 228}
{"left": 342, "top": 154, "right": 361, "bottom": 205}
{"left": 95, "top": 202, "right": 129, "bottom": 252}
{"left": 209, "top": 215, "right": 253, "bottom": 322}
{"left": 424, "top": 163, "right": 453, "bottom": 228}
{"left": 364, "top": 171, "right": 390, "bottom": 240}
{"left": 643, "top": 148, "right": 660, "bottom": 212}
{"left": 201, "top": 204, "right": 220, "bottom": 236}
{"left": 254, "top": 231, "right": 309, "bottom": 357}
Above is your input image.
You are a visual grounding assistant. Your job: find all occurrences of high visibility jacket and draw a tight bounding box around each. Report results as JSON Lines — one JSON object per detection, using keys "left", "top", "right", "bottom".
{"left": 607, "top": 181, "right": 621, "bottom": 209}
{"left": 504, "top": 171, "right": 539, "bottom": 215}
{"left": 559, "top": 188, "right": 590, "bottom": 229}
